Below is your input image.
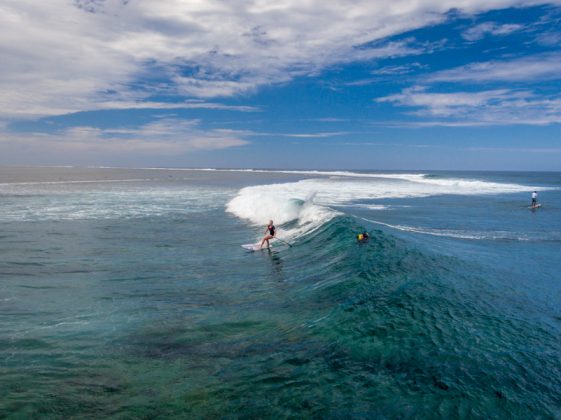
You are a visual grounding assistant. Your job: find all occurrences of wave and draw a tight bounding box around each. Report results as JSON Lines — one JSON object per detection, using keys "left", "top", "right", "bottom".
{"left": 225, "top": 174, "right": 550, "bottom": 241}
{"left": 226, "top": 186, "right": 337, "bottom": 241}
{"left": 81, "top": 166, "right": 555, "bottom": 193}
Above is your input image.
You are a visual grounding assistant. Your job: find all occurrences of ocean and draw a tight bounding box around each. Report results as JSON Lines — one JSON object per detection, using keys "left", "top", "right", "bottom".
{"left": 1, "top": 167, "right": 560, "bottom": 418}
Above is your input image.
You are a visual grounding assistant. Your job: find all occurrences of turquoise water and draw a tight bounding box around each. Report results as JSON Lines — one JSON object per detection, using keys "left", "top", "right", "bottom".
{"left": 1, "top": 167, "right": 560, "bottom": 418}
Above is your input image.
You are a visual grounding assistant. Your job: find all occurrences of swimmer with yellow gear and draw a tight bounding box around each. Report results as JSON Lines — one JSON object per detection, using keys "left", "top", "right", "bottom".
{"left": 357, "top": 231, "right": 369, "bottom": 243}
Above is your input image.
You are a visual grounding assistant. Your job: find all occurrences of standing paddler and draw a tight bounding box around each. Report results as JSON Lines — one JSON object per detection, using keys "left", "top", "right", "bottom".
{"left": 531, "top": 191, "right": 538, "bottom": 208}
{"left": 260, "top": 220, "right": 276, "bottom": 249}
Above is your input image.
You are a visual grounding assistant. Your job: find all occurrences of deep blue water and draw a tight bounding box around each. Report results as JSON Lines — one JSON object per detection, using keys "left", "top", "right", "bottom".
{"left": 0, "top": 167, "right": 560, "bottom": 418}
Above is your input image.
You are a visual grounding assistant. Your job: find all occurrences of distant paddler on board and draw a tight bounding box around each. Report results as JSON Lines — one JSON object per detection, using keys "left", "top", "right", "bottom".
{"left": 531, "top": 191, "right": 541, "bottom": 209}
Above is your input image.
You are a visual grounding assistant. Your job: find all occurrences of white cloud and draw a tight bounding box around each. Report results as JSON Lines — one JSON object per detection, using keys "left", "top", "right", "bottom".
{"left": 535, "top": 31, "right": 561, "bottom": 46}
{"left": 427, "top": 52, "right": 561, "bottom": 83}
{"left": 315, "top": 118, "right": 351, "bottom": 122}
{"left": 462, "top": 22, "right": 523, "bottom": 41}
{"left": 0, "top": 119, "right": 249, "bottom": 160}
{"left": 99, "top": 100, "right": 260, "bottom": 112}
{"left": 378, "top": 47, "right": 561, "bottom": 127}
{"left": 372, "top": 62, "right": 427, "bottom": 76}
{"left": 2, "top": 0, "right": 560, "bottom": 119}
{"left": 377, "top": 86, "right": 561, "bottom": 125}
{"left": 280, "top": 132, "right": 348, "bottom": 138}
{"left": 378, "top": 86, "right": 515, "bottom": 116}
{"left": 338, "top": 142, "right": 388, "bottom": 146}
{"left": 465, "top": 147, "right": 561, "bottom": 153}
{"left": 345, "top": 62, "right": 429, "bottom": 86}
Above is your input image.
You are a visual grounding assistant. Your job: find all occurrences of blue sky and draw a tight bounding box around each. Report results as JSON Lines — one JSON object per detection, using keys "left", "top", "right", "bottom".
{"left": 1, "top": 1, "right": 560, "bottom": 170}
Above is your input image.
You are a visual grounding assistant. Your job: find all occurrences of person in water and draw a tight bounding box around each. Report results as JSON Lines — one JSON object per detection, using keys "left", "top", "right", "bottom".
{"left": 260, "top": 220, "right": 276, "bottom": 249}
{"left": 531, "top": 191, "right": 538, "bottom": 207}
{"left": 357, "top": 231, "right": 369, "bottom": 243}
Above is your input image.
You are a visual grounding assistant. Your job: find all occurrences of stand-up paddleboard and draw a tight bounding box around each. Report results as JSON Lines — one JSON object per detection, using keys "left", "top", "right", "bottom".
{"left": 242, "top": 243, "right": 270, "bottom": 251}
{"left": 529, "top": 204, "right": 542, "bottom": 209}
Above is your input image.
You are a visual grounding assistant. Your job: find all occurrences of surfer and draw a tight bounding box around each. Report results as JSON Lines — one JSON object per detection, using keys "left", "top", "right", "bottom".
{"left": 260, "top": 220, "right": 276, "bottom": 249}
{"left": 531, "top": 191, "right": 538, "bottom": 208}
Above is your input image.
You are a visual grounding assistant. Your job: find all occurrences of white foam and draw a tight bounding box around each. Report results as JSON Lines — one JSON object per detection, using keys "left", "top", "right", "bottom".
{"left": 65, "top": 167, "right": 555, "bottom": 197}
{"left": 121, "top": 167, "right": 546, "bottom": 193}
{"left": 226, "top": 175, "right": 552, "bottom": 240}
{"left": 226, "top": 184, "right": 338, "bottom": 241}
{"left": 359, "top": 217, "right": 537, "bottom": 241}
{"left": 0, "top": 185, "right": 231, "bottom": 222}
{"left": 344, "top": 204, "right": 392, "bottom": 210}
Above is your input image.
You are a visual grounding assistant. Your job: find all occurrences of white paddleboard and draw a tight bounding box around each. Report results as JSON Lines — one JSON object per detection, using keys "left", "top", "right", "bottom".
{"left": 241, "top": 243, "right": 271, "bottom": 251}
{"left": 529, "top": 204, "right": 542, "bottom": 209}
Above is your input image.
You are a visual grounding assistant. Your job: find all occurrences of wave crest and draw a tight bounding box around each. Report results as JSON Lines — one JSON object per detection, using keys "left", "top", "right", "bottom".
{"left": 225, "top": 184, "right": 337, "bottom": 240}
{"left": 226, "top": 173, "right": 549, "bottom": 240}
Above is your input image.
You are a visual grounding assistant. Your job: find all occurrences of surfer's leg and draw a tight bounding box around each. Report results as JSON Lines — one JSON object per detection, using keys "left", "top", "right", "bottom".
{"left": 261, "top": 235, "right": 272, "bottom": 248}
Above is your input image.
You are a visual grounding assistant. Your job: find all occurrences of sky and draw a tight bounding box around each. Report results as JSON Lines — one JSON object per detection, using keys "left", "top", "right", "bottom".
{"left": 1, "top": 0, "right": 561, "bottom": 170}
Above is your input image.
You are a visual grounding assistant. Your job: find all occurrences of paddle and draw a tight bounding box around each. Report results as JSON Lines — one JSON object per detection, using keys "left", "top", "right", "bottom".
{"left": 275, "top": 237, "right": 293, "bottom": 247}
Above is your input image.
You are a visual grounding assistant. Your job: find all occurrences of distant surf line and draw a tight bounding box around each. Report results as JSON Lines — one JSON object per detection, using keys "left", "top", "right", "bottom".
{"left": 82, "top": 166, "right": 555, "bottom": 193}
{"left": 0, "top": 179, "right": 152, "bottom": 186}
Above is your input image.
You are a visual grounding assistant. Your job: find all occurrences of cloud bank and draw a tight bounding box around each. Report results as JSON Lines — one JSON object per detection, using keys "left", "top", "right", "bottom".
{"left": 0, "top": 118, "right": 249, "bottom": 164}
{"left": 2, "top": 0, "right": 560, "bottom": 120}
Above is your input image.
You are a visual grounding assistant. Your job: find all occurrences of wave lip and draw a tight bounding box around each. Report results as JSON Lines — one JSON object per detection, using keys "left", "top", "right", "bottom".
{"left": 226, "top": 184, "right": 338, "bottom": 241}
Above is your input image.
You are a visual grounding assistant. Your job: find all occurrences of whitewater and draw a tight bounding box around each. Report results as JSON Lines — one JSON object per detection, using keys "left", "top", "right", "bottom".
{"left": 225, "top": 170, "right": 553, "bottom": 242}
